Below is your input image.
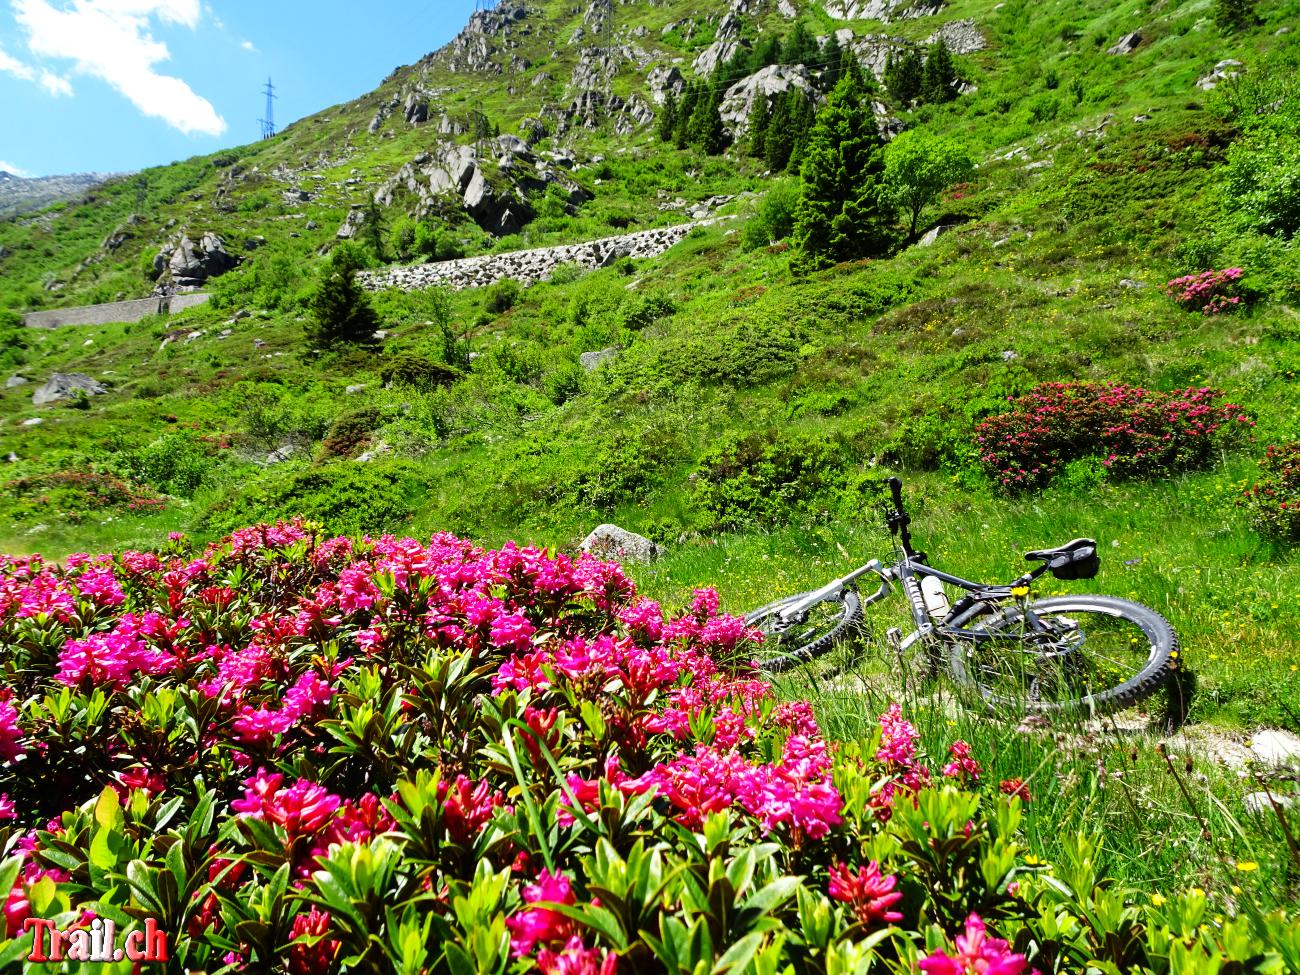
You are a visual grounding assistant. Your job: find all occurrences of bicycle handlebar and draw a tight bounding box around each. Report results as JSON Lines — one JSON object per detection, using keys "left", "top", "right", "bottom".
{"left": 884, "top": 477, "right": 915, "bottom": 555}
{"left": 887, "top": 477, "right": 905, "bottom": 514}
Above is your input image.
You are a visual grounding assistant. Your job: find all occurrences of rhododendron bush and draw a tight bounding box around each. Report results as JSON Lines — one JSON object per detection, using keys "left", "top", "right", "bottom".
{"left": 975, "top": 382, "right": 1253, "bottom": 491}
{"left": 0, "top": 523, "right": 1294, "bottom": 974}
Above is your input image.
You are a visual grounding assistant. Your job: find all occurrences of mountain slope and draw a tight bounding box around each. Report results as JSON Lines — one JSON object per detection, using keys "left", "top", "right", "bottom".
{"left": 0, "top": 169, "right": 110, "bottom": 220}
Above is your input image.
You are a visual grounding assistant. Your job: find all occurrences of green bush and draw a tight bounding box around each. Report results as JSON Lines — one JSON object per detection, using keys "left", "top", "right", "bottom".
{"left": 202, "top": 460, "right": 426, "bottom": 537}
{"left": 379, "top": 353, "right": 462, "bottom": 391}
{"left": 618, "top": 290, "right": 677, "bottom": 331}
{"left": 119, "top": 430, "right": 216, "bottom": 497}
{"left": 319, "top": 407, "right": 385, "bottom": 460}
{"left": 741, "top": 178, "right": 800, "bottom": 250}
{"left": 0, "top": 309, "right": 28, "bottom": 370}
{"left": 484, "top": 278, "right": 521, "bottom": 314}
{"left": 543, "top": 359, "right": 586, "bottom": 404}
{"left": 694, "top": 429, "right": 855, "bottom": 530}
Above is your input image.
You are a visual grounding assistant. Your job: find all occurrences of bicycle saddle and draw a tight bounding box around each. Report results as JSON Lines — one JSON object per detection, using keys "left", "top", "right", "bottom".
{"left": 1024, "top": 538, "right": 1096, "bottom": 563}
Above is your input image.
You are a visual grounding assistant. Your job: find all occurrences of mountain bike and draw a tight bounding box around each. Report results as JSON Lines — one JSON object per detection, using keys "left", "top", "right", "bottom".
{"left": 744, "top": 478, "right": 1179, "bottom": 715}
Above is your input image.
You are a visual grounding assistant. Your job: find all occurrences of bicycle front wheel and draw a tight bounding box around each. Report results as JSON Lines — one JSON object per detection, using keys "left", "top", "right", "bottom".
{"left": 745, "top": 588, "right": 863, "bottom": 673}
{"left": 946, "top": 594, "right": 1178, "bottom": 714}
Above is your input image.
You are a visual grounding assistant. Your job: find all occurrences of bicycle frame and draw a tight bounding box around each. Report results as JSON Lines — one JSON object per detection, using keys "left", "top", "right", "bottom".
{"left": 774, "top": 477, "right": 1055, "bottom": 652}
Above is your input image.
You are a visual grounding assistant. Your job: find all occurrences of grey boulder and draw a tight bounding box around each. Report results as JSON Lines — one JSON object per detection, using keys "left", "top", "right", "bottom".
{"left": 32, "top": 372, "right": 107, "bottom": 406}
{"left": 581, "top": 524, "right": 662, "bottom": 563}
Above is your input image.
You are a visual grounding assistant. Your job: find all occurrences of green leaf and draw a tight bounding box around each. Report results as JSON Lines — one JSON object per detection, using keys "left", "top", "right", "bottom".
{"left": 713, "top": 931, "right": 764, "bottom": 974}
{"left": 94, "top": 786, "right": 123, "bottom": 831}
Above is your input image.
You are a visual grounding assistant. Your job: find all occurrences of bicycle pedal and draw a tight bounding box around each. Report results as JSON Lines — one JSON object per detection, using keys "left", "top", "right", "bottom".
{"left": 886, "top": 627, "right": 902, "bottom": 650}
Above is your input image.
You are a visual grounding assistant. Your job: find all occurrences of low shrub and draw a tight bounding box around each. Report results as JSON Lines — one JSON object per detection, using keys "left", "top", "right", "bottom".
{"left": 1240, "top": 442, "right": 1300, "bottom": 542}
{"left": 694, "top": 428, "right": 855, "bottom": 529}
{"left": 618, "top": 290, "right": 677, "bottom": 331}
{"left": 319, "top": 407, "right": 385, "bottom": 461}
{"left": 485, "top": 278, "right": 522, "bottom": 314}
{"left": 0, "top": 527, "right": 1293, "bottom": 974}
{"left": 0, "top": 470, "right": 164, "bottom": 524}
{"left": 1165, "top": 268, "right": 1245, "bottom": 314}
{"left": 379, "top": 353, "right": 462, "bottom": 391}
{"left": 975, "top": 382, "right": 1253, "bottom": 491}
{"left": 201, "top": 460, "right": 426, "bottom": 536}
{"left": 119, "top": 430, "right": 217, "bottom": 497}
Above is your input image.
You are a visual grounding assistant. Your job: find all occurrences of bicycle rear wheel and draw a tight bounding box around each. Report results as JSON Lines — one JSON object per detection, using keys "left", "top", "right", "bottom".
{"left": 946, "top": 594, "right": 1177, "bottom": 714}
{"left": 745, "top": 588, "right": 863, "bottom": 673}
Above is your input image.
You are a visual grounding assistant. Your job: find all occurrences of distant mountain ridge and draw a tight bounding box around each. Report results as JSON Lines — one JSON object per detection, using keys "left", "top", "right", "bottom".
{"left": 0, "top": 170, "right": 114, "bottom": 220}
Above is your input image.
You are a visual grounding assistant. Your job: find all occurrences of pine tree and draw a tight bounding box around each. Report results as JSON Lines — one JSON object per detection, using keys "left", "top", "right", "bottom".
{"left": 787, "top": 89, "right": 817, "bottom": 173}
{"left": 764, "top": 90, "right": 796, "bottom": 172}
{"left": 1215, "top": 0, "right": 1256, "bottom": 32}
{"left": 781, "top": 20, "right": 820, "bottom": 66}
{"left": 687, "top": 85, "right": 727, "bottom": 155}
{"left": 658, "top": 93, "right": 679, "bottom": 142}
{"left": 884, "top": 47, "right": 924, "bottom": 106}
{"left": 792, "top": 70, "right": 895, "bottom": 270}
{"left": 674, "top": 84, "right": 699, "bottom": 149}
{"left": 753, "top": 34, "right": 783, "bottom": 71}
{"left": 820, "top": 34, "right": 844, "bottom": 92}
{"left": 747, "top": 94, "right": 772, "bottom": 158}
{"left": 921, "top": 39, "right": 958, "bottom": 104}
{"left": 306, "top": 242, "right": 380, "bottom": 348}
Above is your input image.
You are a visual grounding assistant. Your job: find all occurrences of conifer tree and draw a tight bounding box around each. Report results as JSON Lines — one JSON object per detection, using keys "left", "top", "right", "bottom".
{"left": 884, "top": 47, "right": 924, "bottom": 106}
{"left": 781, "top": 20, "right": 820, "bottom": 66}
{"left": 820, "top": 34, "right": 844, "bottom": 92}
{"left": 748, "top": 94, "right": 772, "bottom": 158}
{"left": 658, "top": 93, "right": 679, "bottom": 142}
{"left": 764, "top": 89, "right": 797, "bottom": 172}
{"left": 687, "top": 85, "right": 727, "bottom": 155}
{"left": 787, "top": 89, "right": 817, "bottom": 173}
{"left": 753, "top": 33, "right": 783, "bottom": 71}
{"left": 674, "top": 84, "right": 699, "bottom": 149}
{"left": 792, "top": 70, "right": 895, "bottom": 270}
{"left": 1215, "top": 0, "right": 1257, "bottom": 32}
{"left": 921, "top": 39, "right": 958, "bottom": 103}
{"left": 306, "top": 242, "right": 380, "bottom": 348}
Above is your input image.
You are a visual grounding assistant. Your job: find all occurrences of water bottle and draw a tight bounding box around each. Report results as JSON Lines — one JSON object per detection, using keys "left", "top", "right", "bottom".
{"left": 920, "top": 575, "right": 950, "bottom": 619}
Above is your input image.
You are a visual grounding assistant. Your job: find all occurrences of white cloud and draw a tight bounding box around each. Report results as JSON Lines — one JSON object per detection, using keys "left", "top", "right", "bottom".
{"left": 12, "top": 0, "right": 226, "bottom": 136}
{"left": 0, "top": 159, "right": 31, "bottom": 176}
{"left": 0, "top": 40, "right": 35, "bottom": 79}
{"left": 39, "top": 68, "right": 71, "bottom": 95}
{"left": 240, "top": 39, "right": 256, "bottom": 52}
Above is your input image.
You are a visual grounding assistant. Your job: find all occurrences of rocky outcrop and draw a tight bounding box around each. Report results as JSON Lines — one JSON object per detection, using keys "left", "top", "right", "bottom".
{"left": 32, "top": 372, "right": 107, "bottom": 406}
{"left": 371, "top": 140, "right": 591, "bottom": 238}
{"left": 648, "top": 65, "right": 686, "bottom": 104}
{"left": 404, "top": 93, "right": 430, "bottom": 125}
{"left": 1106, "top": 31, "right": 1142, "bottom": 55}
{"left": 926, "top": 19, "right": 985, "bottom": 54}
{"left": 580, "top": 347, "right": 620, "bottom": 371}
{"left": 438, "top": 2, "right": 529, "bottom": 74}
{"left": 824, "top": 0, "right": 944, "bottom": 22}
{"left": 694, "top": 39, "right": 747, "bottom": 77}
{"left": 840, "top": 31, "right": 909, "bottom": 80}
{"left": 580, "top": 524, "right": 661, "bottom": 562}
{"left": 719, "top": 64, "right": 816, "bottom": 139}
{"left": 358, "top": 220, "right": 717, "bottom": 294}
{"left": 153, "top": 233, "right": 239, "bottom": 290}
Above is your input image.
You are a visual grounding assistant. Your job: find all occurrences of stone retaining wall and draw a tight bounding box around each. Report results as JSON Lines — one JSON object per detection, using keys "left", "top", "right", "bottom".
{"left": 358, "top": 220, "right": 714, "bottom": 293}
{"left": 24, "top": 292, "right": 211, "bottom": 329}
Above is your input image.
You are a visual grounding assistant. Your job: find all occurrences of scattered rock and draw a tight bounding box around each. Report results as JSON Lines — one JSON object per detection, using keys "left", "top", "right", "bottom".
{"left": 6, "top": 375, "right": 28, "bottom": 388}
{"left": 580, "top": 524, "right": 661, "bottom": 563}
{"left": 4, "top": 452, "right": 17, "bottom": 462}
{"left": 1197, "top": 59, "right": 1243, "bottom": 91}
{"left": 926, "top": 19, "right": 985, "bottom": 55}
{"left": 824, "top": 0, "right": 943, "bottom": 22}
{"left": 579, "top": 346, "right": 620, "bottom": 371}
{"left": 1249, "top": 729, "right": 1300, "bottom": 766}
{"left": 155, "top": 233, "right": 239, "bottom": 290}
{"left": 21, "top": 418, "right": 43, "bottom": 427}
{"left": 1106, "top": 31, "right": 1142, "bottom": 55}
{"left": 32, "top": 372, "right": 108, "bottom": 406}
{"left": 264, "top": 443, "right": 303, "bottom": 465}
{"left": 345, "top": 384, "right": 368, "bottom": 394}
{"left": 354, "top": 442, "right": 392, "bottom": 463}
{"left": 648, "top": 65, "right": 686, "bottom": 105}
{"left": 1134, "top": 114, "right": 1151, "bottom": 123}
{"left": 1001, "top": 350, "right": 1018, "bottom": 362}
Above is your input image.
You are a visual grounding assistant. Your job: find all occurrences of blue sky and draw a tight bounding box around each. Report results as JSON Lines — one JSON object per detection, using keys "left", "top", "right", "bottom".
{"left": 0, "top": 1, "right": 482, "bottom": 177}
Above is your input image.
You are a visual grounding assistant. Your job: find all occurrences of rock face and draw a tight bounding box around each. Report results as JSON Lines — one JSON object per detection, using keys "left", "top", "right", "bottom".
{"left": 927, "top": 19, "right": 986, "bottom": 54}
{"left": 580, "top": 524, "right": 661, "bottom": 563}
{"left": 720, "top": 64, "right": 816, "bottom": 139}
{"left": 371, "top": 141, "right": 591, "bottom": 238}
{"left": 1107, "top": 31, "right": 1142, "bottom": 55}
{"left": 438, "top": 2, "right": 529, "bottom": 74}
{"left": 154, "top": 233, "right": 239, "bottom": 289}
{"left": 648, "top": 65, "right": 686, "bottom": 104}
{"left": 694, "top": 39, "right": 747, "bottom": 77}
{"left": 824, "top": 0, "right": 944, "bottom": 22}
{"left": 32, "top": 372, "right": 107, "bottom": 406}
{"left": 359, "top": 220, "right": 716, "bottom": 294}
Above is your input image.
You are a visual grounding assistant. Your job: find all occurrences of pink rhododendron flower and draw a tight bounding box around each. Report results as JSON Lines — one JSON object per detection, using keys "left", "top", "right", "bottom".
{"left": 918, "top": 914, "right": 1032, "bottom": 975}
{"left": 943, "top": 741, "right": 982, "bottom": 781}
{"left": 877, "top": 703, "right": 919, "bottom": 766}
{"left": 440, "top": 775, "right": 507, "bottom": 843}
{"left": 537, "top": 936, "right": 618, "bottom": 975}
{"left": 506, "top": 869, "right": 578, "bottom": 957}
{"left": 287, "top": 907, "right": 340, "bottom": 975}
{"left": 827, "top": 861, "right": 904, "bottom": 926}
{"left": 0, "top": 701, "right": 24, "bottom": 764}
